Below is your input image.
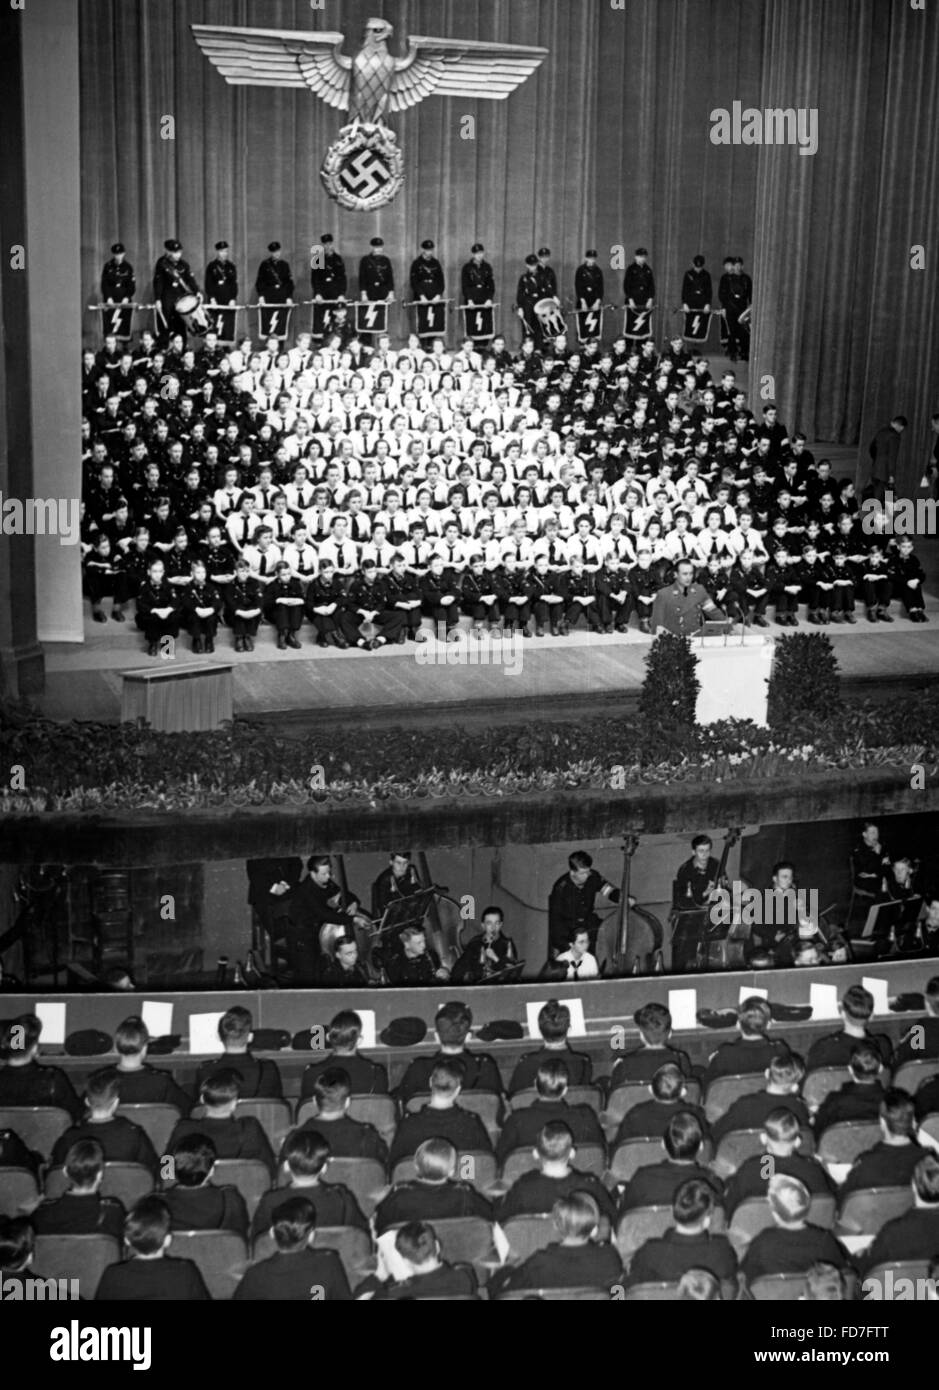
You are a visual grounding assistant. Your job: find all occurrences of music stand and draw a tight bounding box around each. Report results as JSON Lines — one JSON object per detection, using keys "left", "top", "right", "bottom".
{"left": 371, "top": 887, "right": 439, "bottom": 943}
{"left": 850, "top": 896, "right": 922, "bottom": 958}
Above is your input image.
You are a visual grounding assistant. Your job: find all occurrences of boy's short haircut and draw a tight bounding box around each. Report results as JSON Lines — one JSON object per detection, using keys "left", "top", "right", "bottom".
{"left": 538, "top": 999, "right": 572, "bottom": 1043}
{"left": 764, "top": 1108, "right": 801, "bottom": 1144}
{"left": 394, "top": 1220, "right": 437, "bottom": 1265}
{"left": 678, "top": 1268, "right": 721, "bottom": 1301}
{"left": 673, "top": 1178, "right": 714, "bottom": 1227}
{"left": 326, "top": 1011, "right": 363, "bottom": 1051}
{"left": 200, "top": 1069, "right": 243, "bottom": 1107}
{"left": 841, "top": 985, "right": 874, "bottom": 1023}
{"left": 738, "top": 997, "right": 772, "bottom": 1036}
{"left": 85, "top": 1070, "right": 121, "bottom": 1108}
{"left": 913, "top": 1154, "right": 939, "bottom": 1204}
{"left": 115, "top": 1016, "right": 149, "bottom": 1055}
{"left": 64, "top": 1138, "right": 106, "bottom": 1189}
{"left": 125, "top": 1196, "right": 171, "bottom": 1255}
{"left": 848, "top": 1044, "right": 883, "bottom": 1080}
{"left": 664, "top": 1111, "right": 703, "bottom": 1161}
{"left": 635, "top": 1002, "right": 672, "bottom": 1043}
{"left": 272, "top": 1195, "right": 317, "bottom": 1252}
{"left": 414, "top": 1138, "right": 457, "bottom": 1183}
{"left": 553, "top": 1192, "right": 599, "bottom": 1240}
{"left": 435, "top": 1001, "right": 473, "bottom": 1048}
{"left": 805, "top": 1262, "right": 845, "bottom": 1300}
{"left": 537, "top": 1121, "right": 574, "bottom": 1163}
{"left": 767, "top": 1174, "right": 811, "bottom": 1222}
{"left": 651, "top": 1063, "right": 684, "bottom": 1102}
{"left": 536, "top": 1059, "right": 571, "bottom": 1099}
{"left": 880, "top": 1088, "right": 915, "bottom": 1139}
{"left": 768, "top": 1052, "right": 805, "bottom": 1087}
{"left": 0, "top": 1216, "right": 34, "bottom": 1272}
{"left": 170, "top": 1133, "right": 218, "bottom": 1187}
{"left": 219, "top": 1006, "right": 253, "bottom": 1045}
{"left": 313, "top": 1067, "right": 352, "bottom": 1111}
{"left": 282, "top": 1129, "right": 331, "bottom": 1177}
{"left": 429, "top": 1060, "right": 464, "bottom": 1096}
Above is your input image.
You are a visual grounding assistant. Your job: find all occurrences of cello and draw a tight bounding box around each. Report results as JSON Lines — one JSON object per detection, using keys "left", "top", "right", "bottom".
{"left": 597, "top": 834, "right": 663, "bottom": 976}
{"left": 696, "top": 826, "right": 747, "bottom": 970}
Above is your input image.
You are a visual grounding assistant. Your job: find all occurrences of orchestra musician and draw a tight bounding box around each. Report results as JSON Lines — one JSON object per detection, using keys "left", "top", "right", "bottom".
{"left": 672, "top": 835, "right": 724, "bottom": 911}
{"left": 286, "top": 855, "right": 371, "bottom": 984}
{"left": 371, "top": 851, "right": 424, "bottom": 921}
{"left": 450, "top": 905, "right": 519, "bottom": 984}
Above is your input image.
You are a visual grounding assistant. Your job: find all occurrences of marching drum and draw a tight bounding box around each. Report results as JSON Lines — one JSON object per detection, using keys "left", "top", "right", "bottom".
{"left": 534, "top": 296, "right": 566, "bottom": 338}
{"left": 173, "top": 292, "right": 210, "bottom": 336}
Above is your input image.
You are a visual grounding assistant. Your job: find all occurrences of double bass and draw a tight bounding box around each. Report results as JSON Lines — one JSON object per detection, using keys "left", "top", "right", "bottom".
{"left": 696, "top": 827, "right": 747, "bottom": 970}
{"left": 597, "top": 835, "right": 664, "bottom": 977}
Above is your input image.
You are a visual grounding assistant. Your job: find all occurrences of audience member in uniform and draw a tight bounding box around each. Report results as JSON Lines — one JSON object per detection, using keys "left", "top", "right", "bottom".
{"left": 396, "top": 1001, "right": 503, "bottom": 1103}
{"left": 167, "top": 1069, "right": 276, "bottom": 1175}
{"left": 193, "top": 1005, "right": 283, "bottom": 1100}
{"left": 711, "top": 1051, "right": 809, "bottom": 1144}
{"left": 0, "top": 1216, "right": 62, "bottom": 1297}
{"left": 0, "top": 1014, "right": 81, "bottom": 1119}
{"left": 292, "top": 1067, "right": 388, "bottom": 1164}
{"left": 496, "top": 1059, "right": 604, "bottom": 1167}
{"left": 29, "top": 1139, "right": 125, "bottom": 1239}
{"left": 508, "top": 999, "right": 593, "bottom": 1095}
{"left": 805, "top": 985, "right": 894, "bottom": 1072}
{"left": 678, "top": 1267, "right": 722, "bottom": 1300}
{"left": 95, "top": 1196, "right": 211, "bottom": 1301}
{"left": 724, "top": 1108, "right": 835, "bottom": 1215}
{"left": 740, "top": 1175, "right": 850, "bottom": 1285}
{"left": 803, "top": 1261, "right": 847, "bottom": 1300}
{"left": 813, "top": 1044, "right": 886, "bottom": 1137}
{"left": 109, "top": 1015, "right": 192, "bottom": 1114}
{"left": 490, "top": 1193, "right": 622, "bottom": 1296}
{"left": 859, "top": 1154, "right": 939, "bottom": 1274}
{"left": 161, "top": 1133, "right": 249, "bottom": 1235}
{"left": 299, "top": 1010, "right": 389, "bottom": 1097}
{"left": 609, "top": 1002, "right": 695, "bottom": 1088}
{"left": 626, "top": 1178, "right": 738, "bottom": 1297}
{"left": 613, "top": 1062, "right": 709, "bottom": 1145}
{"left": 702, "top": 997, "right": 789, "bottom": 1086}
{"left": 839, "top": 1088, "right": 924, "bottom": 1197}
{"left": 251, "top": 1130, "right": 368, "bottom": 1243}
{"left": 618, "top": 1111, "right": 723, "bottom": 1213}
{"left": 374, "top": 1137, "right": 493, "bottom": 1238}
{"left": 359, "top": 1220, "right": 479, "bottom": 1300}
{"left": 50, "top": 1069, "right": 159, "bottom": 1174}
{"left": 388, "top": 1060, "right": 493, "bottom": 1168}
{"left": 233, "top": 1195, "right": 351, "bottom": 1301}
{"left": 496, "top": 1121, "right": 617, "bottom": 1227}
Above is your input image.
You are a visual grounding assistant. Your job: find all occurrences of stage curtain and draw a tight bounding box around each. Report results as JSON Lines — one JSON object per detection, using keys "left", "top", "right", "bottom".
{"left": 79, "top": 0, "right": 938, "bottom": 459}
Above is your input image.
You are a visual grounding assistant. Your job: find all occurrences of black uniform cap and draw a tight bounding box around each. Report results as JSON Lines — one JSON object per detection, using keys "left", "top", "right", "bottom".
{"left": 321, "top": 234, "right": 334, "bottom": 244}
{"left": 585, "top": 249, "right": 598, "bottom": 258}
{"left": 524, "top": 253, "right": 538, "bottom": 267}
{"left": 635, "top": 246, "right": 648, "bottom": 256}
{"left": 370, "top": 236, "right": 384, "bottom": 248}
{"left": 537, "top": 247, "right": 551, "bottom": 257}
{"left": 470, "top": 242, "right": 484, "bottom": 253}
{"left": 164, "top": 239, "right": 182, "bottom": 252}
{"left": 420, "top": 239, "right": 435, "bottom": 250}
{"left": 111, "top": 243, "right": 125, "bottom": 255}
{"left": 214, "top": 240, "right": 229, "bottom": 251}
{"left": 693, "top": 254, "right": 705, "bottom": 267}
{"left": 268, "top": 241, "right": 281, "bottom": 253}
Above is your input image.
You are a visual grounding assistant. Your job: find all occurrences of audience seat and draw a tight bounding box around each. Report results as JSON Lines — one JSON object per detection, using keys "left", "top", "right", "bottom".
{"left": 608, "top": 1137, "right": 664, "bottom": 1183}
{"left": 713, "top": 1126, "right": 815, "bottom": 1177}
{"left": 403, "top": 1092, "right": 502, "bottom": 1135}
{"left": 602, "top": 1080, "right": 702, "bottom": 1136}
{"left": 501, "top": 1213, "right": 557, "bottom": 1261}
{"left": 190, "top": 1099, "right": 293, "bottom": 1151}
{"left": 210, "top": 1158, "right": 272, "bottom": 1218}
{"left": 704, "top": 1074, "right": 767, "bottom": 1124}
{"left": 803, "top": 1068, "right": 847, "bottom": 1113}
{"left": 116, "top": 1103, "right": 181, "bottom": 1155}
{"left": 0, "top": 1166, "right": 39, "bottom": 1216}
{"left": 33, "top": 1232, "right": 120, "bottom": 1300}
{"left": 622, "top": 1281, "right": 682, "bottom": 1300}
{"left": 390, "top": 1215, "right": 494, "bottom": 1270}
{"left": 617, "top": 1203, "right": 727, "bottom": 1263}
{"left": 817, "top": 1122, "right": 883, "bottom": 1168}
{"left": 170, "top": 1229, "right": 248, "bottom": 1300}
{"left": 391, "top": 1150, "right": 496, "bottom": 1190}
{"left": 893, "top": 1059, "right": 939, "bottom": 1095}
{"left": 252, "top": 1224, "right": 375, "bottom": 1282}
{"left": 499, "top": 1143, "right": 605, "bottom": 1185}
{"left": 837, "top": 1186, "right": 914, "bottom": 1237}
{"left": 320, "top": 1157, "right": 388, "bottom": 1216}
{"left": 495, "top": 1285, "right": 611, "bottom": 1300}
{"left": 0, "top": 1106, "right": 72, "bottom": 1157}
{"left": 919, "top": 1114, "right": 939, "bottom": 1143}
{"left": 45, "top": 1161, "right": 154, "bottom": 1207}
{"left": 347, "top": 1095, "right": 398, "bottom": 1143}
{"left": 748, "top": 1272, "right": 807, "bottom": 1300}
{"left": 510, "top": 1086, "right": 602, "bottom": 1112}
{"left": 861, "top": 1260, "right": 932, "bottom": 1299}
{"left": 729, "top": 1194, "right": 836, "bottom": 1251}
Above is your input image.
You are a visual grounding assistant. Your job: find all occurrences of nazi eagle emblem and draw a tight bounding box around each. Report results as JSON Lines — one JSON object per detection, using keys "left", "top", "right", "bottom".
{"left": 192, "top": 17, "right": 547, "bottom": 211}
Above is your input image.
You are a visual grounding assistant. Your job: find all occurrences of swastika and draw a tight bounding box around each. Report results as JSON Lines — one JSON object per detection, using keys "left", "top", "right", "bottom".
{"left": 340, "top": 149, "right": 392, "bottom": 199}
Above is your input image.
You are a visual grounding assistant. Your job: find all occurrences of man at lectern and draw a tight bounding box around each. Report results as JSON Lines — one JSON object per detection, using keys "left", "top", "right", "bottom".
{"left": 650, "top": 558, "right": 721, "bottom": 636}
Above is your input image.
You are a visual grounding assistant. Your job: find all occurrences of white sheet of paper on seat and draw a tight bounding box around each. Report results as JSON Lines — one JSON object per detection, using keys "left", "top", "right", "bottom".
{"left": 809, "top": 983, "right": 840, "bottom": 1020}
{"left": 668, "top": 989, "right": 698, "bottom": 1031}
{"left": 35, "top": 1001, "right": 67, "bottom": 1046}
{"left": 141, "top": 1001, "right": 174, "bottom": 1038}
{"left": 525, "top": 999, "right": 586, "bottom": 1039}
{"left": 739, "top": 986, "right": 768, "bottom": 1004}
{"left": 862, "top": 977, "right": 890, "bottom": 1016}
{"left": 189, "top": 1011, "right": 225, "bottom": 1054}
{"left": 357, "top": 1009, "right": 377, "bottom": 1050}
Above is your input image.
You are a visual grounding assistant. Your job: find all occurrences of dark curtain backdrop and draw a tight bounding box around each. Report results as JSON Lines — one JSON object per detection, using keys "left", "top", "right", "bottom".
{"left": 79, "top": 0, "right": 938, "bottom": 474}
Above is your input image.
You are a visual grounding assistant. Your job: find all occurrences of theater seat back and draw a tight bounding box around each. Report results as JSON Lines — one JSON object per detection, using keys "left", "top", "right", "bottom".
{"left": 170, "top": 1229, "right": 248, "bottom": 1300}
{"left": 45, "top": 1161, "right": 154, "bottom": 1207}
{"left": 0, "top": 1166, "right": 39, "bottom": 1216}
{"left": 33, "top": 1232, "right": 120, "bottom": 1300}
{"left": 0, "top": 1107, "right": 72, "bottom": 1158}
{"left": 252, "top": 1224, "right": 375, "bottom": 1282}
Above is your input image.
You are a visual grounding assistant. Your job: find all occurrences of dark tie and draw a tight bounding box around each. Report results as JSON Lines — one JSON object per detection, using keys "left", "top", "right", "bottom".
{"left": 338, "top": 545, "right": 346, "bottom": 567}
{"left": 683, "top": 587, "right": 689, "bottom": 598}
{"left": 241, "top": 520, "right": 249, "bottom": 544}
{"left": 516, "top": 545, "right": 523, "bottom": 560}
{"left": 259, "top": 554, "right": 268, "bottom": 575}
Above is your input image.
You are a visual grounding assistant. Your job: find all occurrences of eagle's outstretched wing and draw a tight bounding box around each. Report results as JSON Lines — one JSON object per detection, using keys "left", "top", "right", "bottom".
{"left": 389, "top": 35, "right": 547, "bottom": 112}
{"left": 191, "top": 24, "right": 352, "bottom": 110}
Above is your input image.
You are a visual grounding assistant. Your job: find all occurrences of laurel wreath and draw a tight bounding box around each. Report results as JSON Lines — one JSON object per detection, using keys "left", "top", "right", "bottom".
{"left": 320, "top": 123, "right": 405, "bottom": 212}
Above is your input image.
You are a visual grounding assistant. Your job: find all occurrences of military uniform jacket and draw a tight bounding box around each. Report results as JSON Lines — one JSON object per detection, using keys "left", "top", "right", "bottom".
{"left": 624, "top": 263, "right": 655, "bottom": 303}
{"left": 374, "top": 1178, "right": 493, "bottom": 1235}
{"left": 153, "top": 255, "right": 199, "bottom": 309}
{"left": 534, "top": 264, "right": 558, "bottom": 298}
{"left": 182, "top": 580, "right": 223, "bottom": 622}
{"left": 409, "top": 256, "right": 445, "bottom": 300}
{"left": 256, "top": 256, "right": 294, "bottom": 302}
{"left": 460, "top": 570, "right": 498, "bottom": 606}
{"left": 205, "top": 258, "right": 238, "bottom": 304}
{"left": 311, "top": 250, "right": 348, "bottom": 299}
{"left": 575, "top": 263, "right": 604, "bottom": 305}
{"left": 51, "top": 1116, "right": 159, "bottom": 1172}
{"left": 388, "top": 1103, "right": 493, "bottom": 1167}
{"left": 384, "top": 571, "right": 422, "bottom": 607}
{"left": 101, "top": 258, "right": 136, "bottom": 302}
{"left": 136, "top": 580, "right": 181, "bottom": 622}
{"left": 250, "top": 1181, "right": 368, "bottom": 1241}
{"left": 889, "top": 551, "right": 925, "bottom": 586}
{"left": 306, "top": 573, "right": 350, "bottom": 614}
{"left": 566, "top": 571, "right": 597, "bottom": 601}
{"left": 719, "top": 271, "right": 751, "bottom": 309}
{"left": 528, "top": 570, "right": 568, "bottom": 604}
{"left": 461, "top": 259, "right": 495, "bottom": 303}
{"left": 348, "top": 574, "right": 390, "bottom": 615}
{"left": 168, "top": 1114, "right": 276, "bottom": 1173}
{"left": 264, "top": 575, "right": 304, "bottom": 614}
{"left": 420, "top": 568, "right": 461, "bottom": 607}
{"left": 31, "top": 1191, "right": 126, "bottom": 1239}
{"left": 111, "top": 1064, "right": 191, "bottom": 1115}
{"left": 359, "top": 253, "right": 394, "bottom": 300}
{"left": 681, "top": 267, "right": 712, "bottom": 308}
{"left": 516, "top": 271, "right": 541, "bottom": 318}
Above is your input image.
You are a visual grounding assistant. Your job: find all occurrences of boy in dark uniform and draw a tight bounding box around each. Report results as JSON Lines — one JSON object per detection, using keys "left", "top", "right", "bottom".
{"left": 225, "top": 557, "right": 263, "bottom": 652}
{"left": 729, "top": 549, "right": 770, "bottom": 626}
{"left": 181, "top": 557, "right": 223, "bottom": 652}
{"left": 497, "top": 1122, "right": 616, "bottom": 1226}
{"left": 358, "top": 236, "right": 394, "bottom": 344}
{"left": 740, "top": 1175, "right": 849, "bottom": 1284}
{"left": 409, "top": 239, "right": 445, "bottom": 346}
{"left": 360, "top": 1220, "right": 478, "bottom": 1300}
{"left": 110, "top": 1015, "right": 191, "bottom": 1114}
{"left": 795, "top": 541, "right": 829, "bottom": 624}
{"left": 861, "top": 541, "right": 893, "bottom": 622}
{"left": 153, "top": 238, "right": 201, "bottom": 345}
{"left": 234, "top": 1195, "right": 351, "bottom": 1300}
{"left": 575, "top": 249, "right": 604, "bottom": 315}
{"left": 84, "top": 533, "right": 126, "bottom": 623}
{"left": 547, "top": 853, "right": 620, "bottom": 959}
{"left": 250, "top": 1130, "right": 369, "bottom": 1242}
{"left": 420, "top": 553, "right": 461, "bottom": 639}
{"left": 595, "top": 553, "right": 631, "bottom": 632}
{"left": 460, "top": 553, "right": 500, "bottom": 634}
{"left": 205, "top": 241, "right": 238, "bottom": 306}
{"left": 51, "top": 1070, "right": 159, "bottom": 1174}
{"left": 564, "top": 554, "right": 604, "bottom": 633}
{"left": 702, "top": 998, "right": 789, "bottom": 1087}
{"left": 167, "top": 1070, "right": 276, "bottom": 1175}
{"left": 299, "top": 1011, "right": 389, "bottom": 1099}
{"left": 30, "top": 1139, "right": 125, "bottom": 1239}
{"left": 290, "top": 1068, "right": 388, "bottom": 1165}
{"left": 461, "top": 242, "right": 495, "bottom": 306}
{"left": 384, "top": 552, "right": 423, "bottom": 641}
{"left": 516, "top": 254, "right": 543, "bottom": 346}
{"left": 890, "top": 535, "right": 928, "bottom": 621}
{"left": 0, "top": 1014, "right": 81, "bottom": 1119}
{"left": 310, "top": 233, "right": 347, "bottom": 304}
{"left": 161, "top": 1133, "right": 249, "bottom": 1235}
{"left": 826, "top": 548, "right": 856, "bottom": 623}
{"left": 492, "top": 1192, "right": 622, "bottom": 1296}
{"left": 624, "top": 247, "right": 655, "bottom": 311}
{"left": 383, "top": 925, "right": 449, "bottom": 984}
{"left": 609, "top": 1002, "right": 694, "bottom": 1088}
{"left": 348, "top": 558, "right": 398, "bottom": 648}
{"left": 371, "top": 851, "right": 424, "bottom": 922}
{"left": 496, "top": 1060, "right": 604, "bottom": 1166}
{"left": 396, "top": 1001, "right": 502, "bottom": 1104}
{"left": 681, "top": 254, "right": 712, "bottom": 314}
{"left": 194, "top": 1006, "right": 283, "bottom": 1100}
{"left": 134, "top": 556, "right": 181, "bottom": 655}
{"left": 628, "top": 548, "right": 660, "bottom": 632}
{"left": 374, "top": 1137, "right": 493, "bottom": 1235}
{"left": 95, "top": 1197, "right": 211, "bottom": 1301}
{"left": 265, "top": 559, "right": 305, "bottom": 649}
{"left": 626, "top": 1179, "right": 738, "bottom": 1294}
{"left": 528, "top": 552, "right": 567, "bottom": 636}
{"left": 305, "top": 559, "right": 357, "bottom": 649}
{"left": 495, "top": 553, "right": 533, "bottom": 637}
{"left": 508, "top": 1000, "right": 593, "bottom": 1094}
{"left": 101, "top": 242, "right": 135, "bottom": 303}
{"left": 766, "top": 545, "right": 801, "bottom": 625}
{"left": 388, "top": 1061, "right": 493, "bottom": 1169}
{"left": 255, "top": 241, "right": 294, "bottom": 303}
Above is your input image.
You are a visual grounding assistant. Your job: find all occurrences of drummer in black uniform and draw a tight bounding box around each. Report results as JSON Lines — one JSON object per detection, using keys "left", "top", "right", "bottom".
{"left": 517, "top": 254, "right": 543, "bottom": 348}
{"left": 153, "top": 239, "right": 200, "bottom": 345}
